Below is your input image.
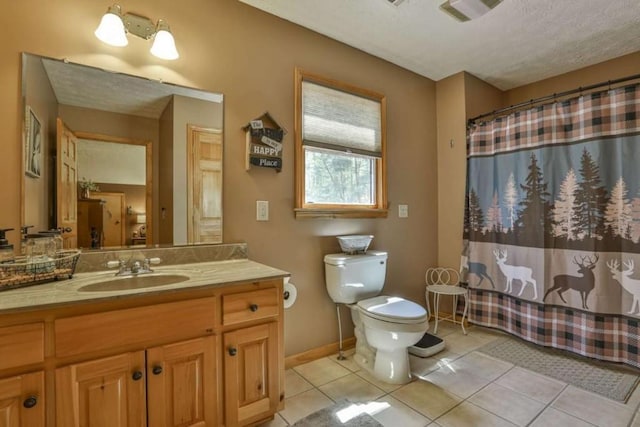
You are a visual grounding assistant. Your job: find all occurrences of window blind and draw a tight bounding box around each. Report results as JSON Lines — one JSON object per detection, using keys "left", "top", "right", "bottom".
{"left": 302, "top": 81, "right": 382, "bottom": 158}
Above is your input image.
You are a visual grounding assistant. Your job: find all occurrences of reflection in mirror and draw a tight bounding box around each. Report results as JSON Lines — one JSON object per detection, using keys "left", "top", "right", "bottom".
{"left": 21, "top": 53, "right": 224, "bottom": 250}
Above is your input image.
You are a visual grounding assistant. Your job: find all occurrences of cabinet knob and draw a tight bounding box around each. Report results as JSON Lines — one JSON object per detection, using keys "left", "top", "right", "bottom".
{"left": 249, "top": 304, "right": 259, "bottom": 312}
{"left": 132, "top": 371, "right": 143, "bottom": 381}
{"left": 228, "top": 347, "right": 237, "bottom": 356}
{"left": 152, "top": 366, "right": 163, "bottom": 375}
{"left": 23, "top": 396, "right": 37, "bottom": 409}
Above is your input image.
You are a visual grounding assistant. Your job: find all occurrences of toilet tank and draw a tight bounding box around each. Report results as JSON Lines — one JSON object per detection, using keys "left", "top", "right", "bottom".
{"left": 324, "top": 250, "right": 388, "bottom": 304}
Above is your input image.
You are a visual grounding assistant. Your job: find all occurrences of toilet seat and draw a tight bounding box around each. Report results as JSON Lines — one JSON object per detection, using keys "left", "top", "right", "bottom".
{"left": 357, "top": 295, "right": 427, "bottom": 324}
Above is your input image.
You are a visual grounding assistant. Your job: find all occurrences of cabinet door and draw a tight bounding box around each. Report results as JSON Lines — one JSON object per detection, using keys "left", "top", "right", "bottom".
{"left": 147, "top": 336, "right": 216, "bottom": 427}
{"left": 56, "top": 351, "right": 146, "bottom": 427}
{"left": 224, "top": 323, "right": 279, "bottom": 426}
{"left": 0, "top": 371, "right": 44, "bottom": 427}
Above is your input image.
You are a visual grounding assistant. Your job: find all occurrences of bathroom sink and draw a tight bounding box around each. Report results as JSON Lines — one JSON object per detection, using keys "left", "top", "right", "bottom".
{"left": 77, "top": 274, "right": 190, "bottom": 292}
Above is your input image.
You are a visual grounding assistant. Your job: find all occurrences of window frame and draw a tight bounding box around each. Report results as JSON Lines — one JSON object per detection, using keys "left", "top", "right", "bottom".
{"left": 294, "top": 68, "right": 388, "bottom": 219}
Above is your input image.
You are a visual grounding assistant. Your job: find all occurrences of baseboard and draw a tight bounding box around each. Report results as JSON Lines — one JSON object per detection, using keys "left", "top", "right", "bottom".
{"left": 285, "top": 337, "right": 356, "bottom": 369}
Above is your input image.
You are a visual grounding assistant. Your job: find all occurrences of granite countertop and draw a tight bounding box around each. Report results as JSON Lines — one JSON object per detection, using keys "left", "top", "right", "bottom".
{"left": 0, "top": 259, "right": 289, "bottom": 313}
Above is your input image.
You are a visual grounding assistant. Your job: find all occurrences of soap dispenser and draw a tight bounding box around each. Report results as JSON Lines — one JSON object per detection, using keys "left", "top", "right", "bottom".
{"left": 0, "top": 228, "right": 15, "bottom": 264}
{"left": 20, "top": 225, "right": 33, "bottom": 255}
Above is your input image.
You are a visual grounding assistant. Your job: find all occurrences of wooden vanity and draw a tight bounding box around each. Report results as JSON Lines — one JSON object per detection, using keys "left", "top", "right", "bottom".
{"left": 0, "top": 260, "right": 287, "bottom": 427}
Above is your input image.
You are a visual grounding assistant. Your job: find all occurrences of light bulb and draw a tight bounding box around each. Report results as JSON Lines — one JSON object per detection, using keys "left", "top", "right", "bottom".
{"left": 150, "top": 21, "right": 179, "bottom": 60}
{"left": 95, "top": 6, "right": 128, "bottom": 47}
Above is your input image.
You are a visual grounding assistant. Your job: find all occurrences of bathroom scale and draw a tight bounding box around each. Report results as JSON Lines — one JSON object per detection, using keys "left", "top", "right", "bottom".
{"left": 408, "top": 332, "right": 445, "bottom": 357}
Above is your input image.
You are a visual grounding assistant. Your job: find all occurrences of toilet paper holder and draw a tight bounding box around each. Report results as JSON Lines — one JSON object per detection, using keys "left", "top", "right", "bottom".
{"left": 283, "top": 277, "right": 297, "bottom": 309}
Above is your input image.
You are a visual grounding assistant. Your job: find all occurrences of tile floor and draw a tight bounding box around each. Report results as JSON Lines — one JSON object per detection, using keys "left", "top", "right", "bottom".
{"left": 261, "top": 322, "right": 640, "bottom": 427}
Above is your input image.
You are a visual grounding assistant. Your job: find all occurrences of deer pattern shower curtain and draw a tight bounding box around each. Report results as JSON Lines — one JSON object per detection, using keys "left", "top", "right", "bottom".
{"left": 462, "top": 83, "right": 640, "bottom": 368}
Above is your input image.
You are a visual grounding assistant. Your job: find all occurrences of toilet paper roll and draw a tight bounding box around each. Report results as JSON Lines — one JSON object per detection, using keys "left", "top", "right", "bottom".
{"left": 283, "top": 281, "right": 297, "bottom": 309}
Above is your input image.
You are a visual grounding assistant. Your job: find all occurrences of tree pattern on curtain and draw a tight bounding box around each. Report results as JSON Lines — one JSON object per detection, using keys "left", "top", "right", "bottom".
{"left": 462, "top": 83, "right": 640, "bottom": 368}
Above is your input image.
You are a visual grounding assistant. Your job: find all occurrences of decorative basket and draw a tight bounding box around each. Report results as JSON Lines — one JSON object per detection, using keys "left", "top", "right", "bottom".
{"left": 337, "top": 235, "right": 374, "bottom": 255}
{"left": 0, "top": 250, "right": 81, "bottom": 291}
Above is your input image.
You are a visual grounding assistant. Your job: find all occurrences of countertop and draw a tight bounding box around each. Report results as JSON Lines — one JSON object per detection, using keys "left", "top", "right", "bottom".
{"left": 0, "top": 259, "right": 289, "bottom": 313}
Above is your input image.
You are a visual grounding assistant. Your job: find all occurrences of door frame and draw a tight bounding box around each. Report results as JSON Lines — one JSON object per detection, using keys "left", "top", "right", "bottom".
{"left": 56, "top": 118, "right": 79, "bottom": 249}
{"left": 74, "top": 132, "right": 153, "bottom": 246}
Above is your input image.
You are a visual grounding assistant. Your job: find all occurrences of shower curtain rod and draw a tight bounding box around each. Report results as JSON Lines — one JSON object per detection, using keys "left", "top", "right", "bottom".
{"left": 468, "top": 73, "right": 640, "bottom": 126}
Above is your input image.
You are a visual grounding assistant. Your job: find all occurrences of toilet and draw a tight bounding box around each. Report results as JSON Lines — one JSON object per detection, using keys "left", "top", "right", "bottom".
{"left": 324, "top": 250, "right": 428, "bottom": 384}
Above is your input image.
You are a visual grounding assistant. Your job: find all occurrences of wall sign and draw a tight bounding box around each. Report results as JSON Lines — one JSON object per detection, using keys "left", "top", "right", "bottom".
{"left": 243, "top": 112, "right": 287, "bottom": 172}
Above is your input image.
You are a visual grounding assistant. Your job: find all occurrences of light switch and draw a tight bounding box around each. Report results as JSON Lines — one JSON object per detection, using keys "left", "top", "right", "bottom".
{"left": 257, "top": 200, "right": 269, "bottom": 221}
{"left": 398, "top": 204, "right": 409, "bottom": 218}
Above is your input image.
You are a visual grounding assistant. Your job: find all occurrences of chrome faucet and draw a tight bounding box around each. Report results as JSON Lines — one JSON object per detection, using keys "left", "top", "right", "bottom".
{"left": 130, "top": 261, "right": 142, "bottom": 274}
{"left": 107, "top": 257, "right": 161, "bottom": 276}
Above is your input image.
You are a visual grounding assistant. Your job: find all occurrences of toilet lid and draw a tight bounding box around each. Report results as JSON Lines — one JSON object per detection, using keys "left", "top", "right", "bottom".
{"left": 357, "top": 295, "right": 427, "bottom": 324}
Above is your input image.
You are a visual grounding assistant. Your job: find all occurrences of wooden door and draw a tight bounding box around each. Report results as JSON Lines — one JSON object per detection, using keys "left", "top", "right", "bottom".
{"left": 56, "top": 352, "right": 146, "bottom": 427}
{"left": 77, "top": 199, "right": 104, "bottom": 249}
{"left": 0, "top": 371, "right": 44, "bottom": 427}
{"left": 224, "top": 323, "right": 279, "bottom": 426}
{"left": 56, "top": 118, "right": 78, "bottom": 248}
{"left": 146, "top": 336, "right": 216, "bottom": 427}
{"left": 187, "top": 126, "right": 223, "bottom": 244}
{"left": 95, "top": 192, "right": 125, "bottom": 247}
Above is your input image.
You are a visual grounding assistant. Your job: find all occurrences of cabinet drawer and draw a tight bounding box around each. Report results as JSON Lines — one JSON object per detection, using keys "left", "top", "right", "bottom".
{"left": 55, "top": 297, "right": 216, "bottom": 358}
{"left": 0, "top": 323, "right": 44, "bottom": 370}
{"left": 222, "top": 288, "right": 279, "bottom": 326}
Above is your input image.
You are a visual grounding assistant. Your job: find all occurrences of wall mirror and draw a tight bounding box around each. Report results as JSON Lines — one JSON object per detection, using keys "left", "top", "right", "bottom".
{"left": 21, "top": 53, "right": 224, "bottom": 250}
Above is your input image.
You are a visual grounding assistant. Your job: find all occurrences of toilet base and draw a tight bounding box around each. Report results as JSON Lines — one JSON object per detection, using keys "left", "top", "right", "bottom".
{"left": 352, "top": 351, "right": 372, "bottom": 372}
{"left": 352, "top": 346, "right": 413, "bottom": 385}
{"left": 373, "top": 347, "right": 413, "bottom": 385}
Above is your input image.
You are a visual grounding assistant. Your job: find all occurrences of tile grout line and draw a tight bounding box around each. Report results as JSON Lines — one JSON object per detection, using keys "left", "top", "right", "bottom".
{"left": 626, "top": 389, "right": 640, "bottom": 427}
{"left": 428, "top": 363, "right": 517, "bottom": 426}
{"left": 284, "top": 326, "right": 634, "bottom": 427}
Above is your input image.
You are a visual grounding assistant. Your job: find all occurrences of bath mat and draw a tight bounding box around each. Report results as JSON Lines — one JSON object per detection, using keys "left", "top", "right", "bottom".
{"left": 291, "top": 400, "right": 383, "bottom": 427}
{"left": 478, "top": 337, "right": 640, "bottom": 402}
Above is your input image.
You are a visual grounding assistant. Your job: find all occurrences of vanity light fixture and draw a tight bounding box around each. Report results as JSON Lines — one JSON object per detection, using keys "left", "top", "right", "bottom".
{"left": 95, "top": 4, "right": 179, "bottom": 60}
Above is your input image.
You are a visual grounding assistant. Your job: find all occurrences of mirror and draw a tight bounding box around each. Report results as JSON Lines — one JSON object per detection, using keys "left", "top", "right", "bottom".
{"left": 21, "top": 53, "right": 224, "bottom": 250}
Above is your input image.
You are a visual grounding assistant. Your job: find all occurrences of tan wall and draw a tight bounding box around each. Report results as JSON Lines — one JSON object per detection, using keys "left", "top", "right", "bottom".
{"left": 436, "top": 73, "right": 504, "bottom": 269}
{"left": 506, "top": 52, "right": 640, "bottom": 106}
{"left": 172, "top": 95, "right": 223, "bottom": 244}
{"left": 23, "top": 54, "right": 57, "bottom": 232}
{"left": 59, "top": 106, "right": 159, "bottom": 144}
{"left": 465, "top": 74, "right": 505, "bottom": 125}
{"left": 435, "top": 73, "right": 466, "bottom": 268}
{"left": 1, "top": 0, "right": 437, "bottom": 356}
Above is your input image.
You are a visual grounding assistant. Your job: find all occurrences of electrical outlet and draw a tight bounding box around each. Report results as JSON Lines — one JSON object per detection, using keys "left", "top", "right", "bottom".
{"left": 398, "top": 204, "right": 409, "bottom": 218}
{"left": 256, "top": 200, "right": 269, "bottom": 221}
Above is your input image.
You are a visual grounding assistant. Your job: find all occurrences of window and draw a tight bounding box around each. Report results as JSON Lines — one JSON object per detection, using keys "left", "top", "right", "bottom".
{"left": 294, "top": 69, "right": 387, "bottom": 218}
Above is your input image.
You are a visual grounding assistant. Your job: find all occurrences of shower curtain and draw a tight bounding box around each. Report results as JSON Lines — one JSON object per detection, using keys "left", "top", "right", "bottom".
{"left": 462, "top": 83, "right": 640, "bottom": 368}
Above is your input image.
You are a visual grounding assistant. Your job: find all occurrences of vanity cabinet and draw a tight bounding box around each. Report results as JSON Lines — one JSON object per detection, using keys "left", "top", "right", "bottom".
{"left": 0, "top": 371, "right": 45, "bottom": 427}
{"left": 223, "top": 287, "right": 281, "bottom": 426}
{"left": 0, "top": 323, "right": 45, "bottom": 426}
{"left": 0, "top": 275, "right": 284, "bottom": 427}
{"left": 56, "top": 352, "right": 146, "bottom": 426}
{"left": 56, "top": 337, "right": 216, "bottom": 427}
{"left": 147, "top": 336, "right": 216, "bottom": 426}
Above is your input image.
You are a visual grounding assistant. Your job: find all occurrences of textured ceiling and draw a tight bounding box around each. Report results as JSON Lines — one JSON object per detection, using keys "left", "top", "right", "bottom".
{"left": 238, "top": 0, "right": 640, "bottom": 90}
{"left": 41, "top": 58, "right": 223, "bottom": 119}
